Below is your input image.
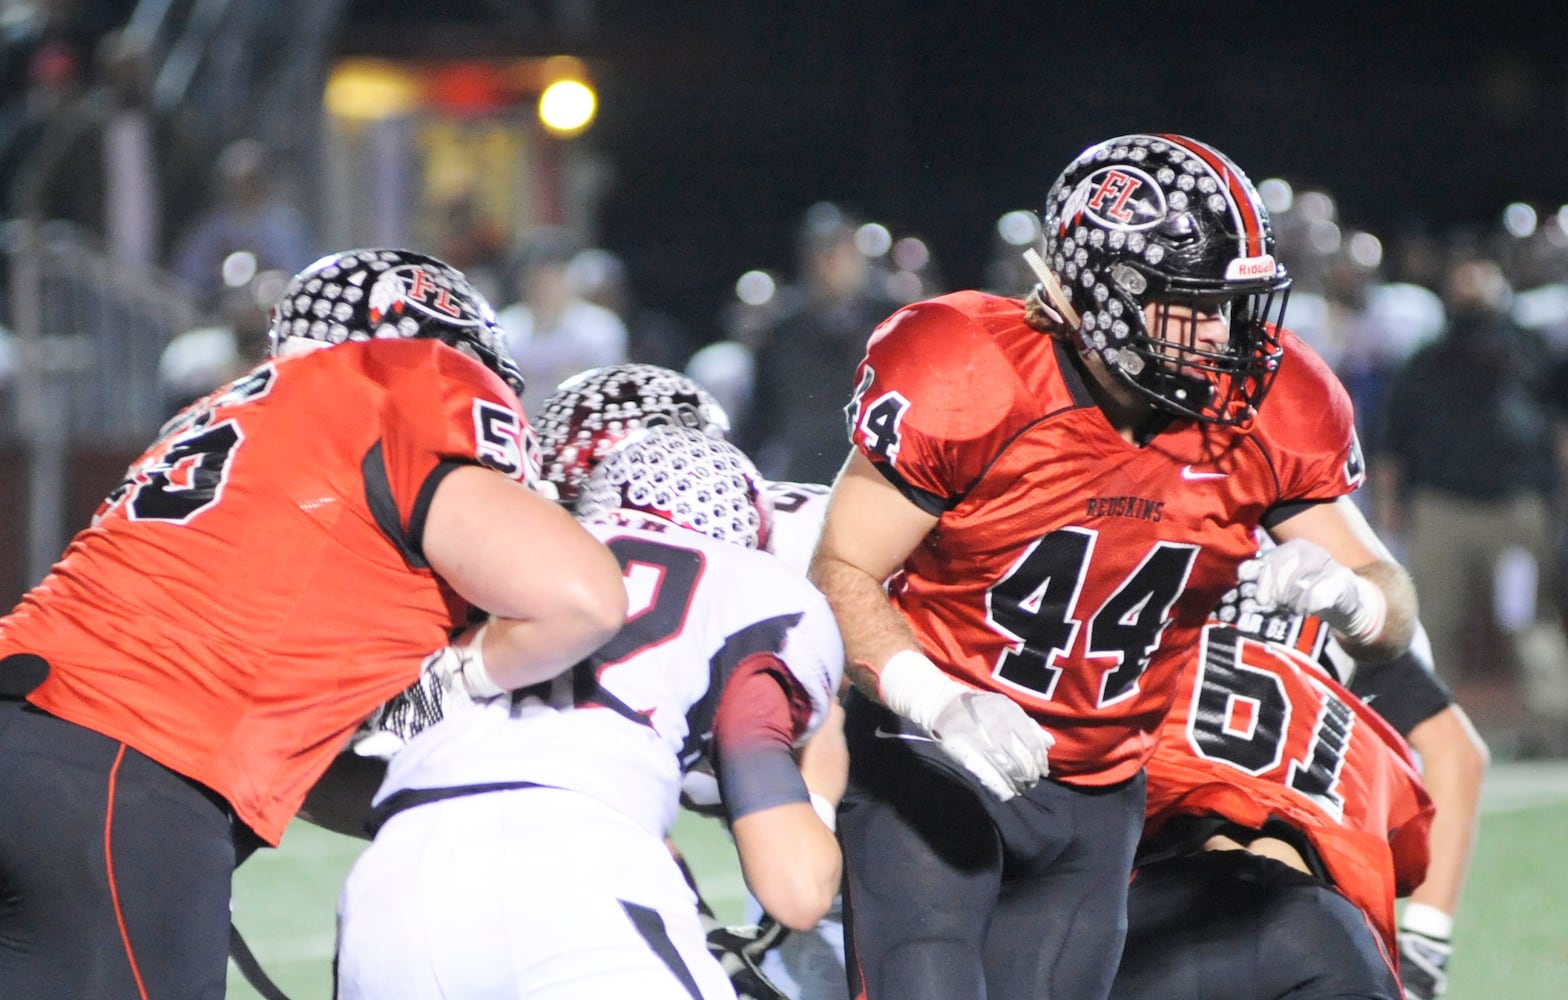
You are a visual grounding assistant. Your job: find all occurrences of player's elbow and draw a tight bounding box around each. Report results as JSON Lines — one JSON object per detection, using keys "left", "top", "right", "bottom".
{"left": 555, "top": 563, "right": 630, "bottom": 646}
{"left": 750, "top": 861, "right": 840, "bottom": 932}
{"left": 1410, "top": 705, "right": 1490, "bottom": 786}
{"left": 731, "top": 805, "right": 842, "bottom": 931}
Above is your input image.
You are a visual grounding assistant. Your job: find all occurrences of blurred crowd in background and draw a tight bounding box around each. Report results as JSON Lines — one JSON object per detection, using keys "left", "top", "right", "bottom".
{"left": 0, "top": 0, "right": 1567, "bottom": 758}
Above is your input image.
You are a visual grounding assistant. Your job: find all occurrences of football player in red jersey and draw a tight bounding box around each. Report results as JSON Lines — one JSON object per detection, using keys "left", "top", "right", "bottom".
{"left": 1208, "top": 574, "right": 1486, "bottom": 1000}
{"left": 0, "top": 249, "right": 626, "bottom": 999}
{"left": 1112, "top": 617, "right": 1435, "bottom": 999}
{"left": 807, "top": 135, "right": 1418, "bottom": 1000}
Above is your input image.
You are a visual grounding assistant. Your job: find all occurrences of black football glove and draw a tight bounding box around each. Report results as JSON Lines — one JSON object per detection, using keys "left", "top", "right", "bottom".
{"left": 1397, "top": 927, "right": 1451, "bottom": 1000}
{"left": 702, "top": 913, "right": 790, "bottom": 1000}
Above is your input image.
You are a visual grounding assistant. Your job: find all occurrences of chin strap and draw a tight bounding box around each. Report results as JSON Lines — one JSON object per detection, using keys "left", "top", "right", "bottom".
{"left": 1022, "top": 248, "right": 1080, "bottom": 329}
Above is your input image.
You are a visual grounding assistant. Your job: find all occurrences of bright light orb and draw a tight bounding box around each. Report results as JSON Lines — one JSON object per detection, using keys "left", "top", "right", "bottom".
{"left": 539, "top": 79, "right": 597, "bottom": 135}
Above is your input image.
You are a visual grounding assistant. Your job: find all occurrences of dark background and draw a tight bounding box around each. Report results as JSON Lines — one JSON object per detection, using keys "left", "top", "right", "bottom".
{"left": 42, "top": 0, "right": 1568, "bottom": 339}
{"left": 546, "top": 1, "right": 1568, "bottom": 337}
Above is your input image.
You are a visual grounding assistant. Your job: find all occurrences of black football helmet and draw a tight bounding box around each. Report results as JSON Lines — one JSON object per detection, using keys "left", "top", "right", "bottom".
{"left": 535, "top": 363, "right": 732, "bottom": 504}
{"left": 576, "top": 425, "right": 771, "bottom": 550}
{"left": 1040, "top": 134, "right": 1290, "bottom": 425}
{"left": 267, "top": 248, "right": 525, "bottom": 399}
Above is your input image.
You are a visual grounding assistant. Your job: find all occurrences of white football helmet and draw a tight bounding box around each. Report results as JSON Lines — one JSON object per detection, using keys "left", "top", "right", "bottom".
{"left": 536, "top": 363, "right": 732, "bottom": 504}
{"left": 575, "top": 425, "right": 771, "bottom": 550}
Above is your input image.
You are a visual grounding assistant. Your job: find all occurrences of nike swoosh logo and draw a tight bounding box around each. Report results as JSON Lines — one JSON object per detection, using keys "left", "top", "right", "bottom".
{"left": 1181, "top": 465, "right": 1227, "bottom": 481}
{"left": 873, "top": 725, "right": 933, "bottom": 743}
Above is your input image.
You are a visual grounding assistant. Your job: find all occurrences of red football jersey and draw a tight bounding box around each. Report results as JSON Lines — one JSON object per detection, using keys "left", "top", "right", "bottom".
{"left": 0, "top": 340, "right": 532, "bottom": 845}
{"left": 1144, "top": 623, "right": 1434, "bottom": 953}
{"left": 848, "top": 290, "right": 1364, "bottom": 784}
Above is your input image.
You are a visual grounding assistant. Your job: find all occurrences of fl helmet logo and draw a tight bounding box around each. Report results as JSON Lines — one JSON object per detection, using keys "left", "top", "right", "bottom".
{"left": 368, "top": 265, "right": 485, "bottom": 327}
{"left": 1064, "top": 165, "right": 1167, "bottom": 232}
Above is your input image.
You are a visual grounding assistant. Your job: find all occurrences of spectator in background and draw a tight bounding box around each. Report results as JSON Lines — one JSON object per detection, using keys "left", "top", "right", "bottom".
{"left": 566, "top": 246, "right": 697, "bottom": 371}
{"left": 433, "top": 188, "right": 508, "bottom": 305}
{"left": 738, "top": 202, "right": 900, "bottom": 484}
{"left": 157, "top": 267, "right": 286, "bottom": 417}
{"left": 173, "top": 137, "right": 314, "bottom": 310}
{"left": 2, "top": 26, "right": 176, "bottom": 269}
{"left": 497, "top": 227, "right": 627, "bottom": 419}
{"left": 1371, "top": 253, "right": 1568, "bottom": 752}
{"left": 0, "top": 0, "right": 94, "bottom": 212}
{"left": 982, "top": 208, "right": 1044, "bottom": 297}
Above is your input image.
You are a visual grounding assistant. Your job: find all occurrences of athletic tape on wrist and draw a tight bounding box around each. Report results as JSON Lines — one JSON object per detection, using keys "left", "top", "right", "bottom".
{"left": 1400, "top": 901, "right": 1454, "bottom": 941}
{"left": 809, "top": 792, "right": 837, "bottom": 833}
{"left": 1338, "top": 573, "right": 1388, "bottom": 645}
{"left": 458, "top": 623, "right": 505, "bottom": 699}
{"left": 876, "top": 649, "right": 970, "bottom": 732}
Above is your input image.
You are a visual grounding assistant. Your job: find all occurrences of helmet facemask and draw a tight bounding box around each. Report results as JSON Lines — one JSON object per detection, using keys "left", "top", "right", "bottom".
{"left": 1108, "top": 266, "right": 1289, "bottom": 426}
{"left": 1041, "top": 134, "right": 1292, "bottom": 427}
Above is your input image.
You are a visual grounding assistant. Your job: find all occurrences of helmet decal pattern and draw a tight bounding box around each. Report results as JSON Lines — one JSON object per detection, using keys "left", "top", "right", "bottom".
{"left": 1040, "top": 134, "right": 1289, "bottom": 425}
{"left": 267, "top": 248, "right": 524, "bottom": 398}
{"left": 575, "top": 425, "right": 770, "bottom": 550}
{"left": 535, "top": 363, "right": 732, "bottom": 504}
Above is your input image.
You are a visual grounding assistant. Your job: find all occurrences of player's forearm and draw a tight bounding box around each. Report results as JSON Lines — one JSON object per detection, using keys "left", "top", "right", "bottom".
{"left": 1406, "top": 705, "right": 1489, "bottom": 914}
{"left": 808, "top": 553, "right": 924, "bottom": 700}
{"left": 731, "top": 803, "right": 841, "bottom": 931}
{"left": 478, "top": 599, "right": 623, "bottom": 692}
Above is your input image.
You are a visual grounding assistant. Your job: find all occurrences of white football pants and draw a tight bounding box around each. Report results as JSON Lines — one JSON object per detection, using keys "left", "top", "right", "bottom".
{"left": 337, "top": 787, "right": 736, "bottom": 999}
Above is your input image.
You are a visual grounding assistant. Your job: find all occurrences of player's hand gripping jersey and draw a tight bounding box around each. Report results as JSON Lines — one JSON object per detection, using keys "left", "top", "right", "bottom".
{"left": 847, "top": 290, "right": 1365, "bottom": 783}
{"left": 0, "top": 340, "right": 531, "bottom": 845}
{"left": 375, "top": 513, "right": 844, "bottom": 840}
{"left": 1144, "top": 621, "right": 1434, "bottom": 953}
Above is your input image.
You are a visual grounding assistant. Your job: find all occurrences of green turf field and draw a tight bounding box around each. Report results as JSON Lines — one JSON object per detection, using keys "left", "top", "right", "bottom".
{"left": 228, "top": 762, "right": 1568, "bottom": 998}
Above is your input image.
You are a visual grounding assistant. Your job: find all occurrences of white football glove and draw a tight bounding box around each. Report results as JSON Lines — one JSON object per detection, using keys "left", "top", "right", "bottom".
{"left": 1396, "top": 928, "right": 1450, "bottom": 999}
{"left": 1396, "top": 903, "right": 1453, "bottom": 1000}
{"left": 1238, "top": 539, "right": 1386, "bottom": 644}
{"left": 879, "top": 650, "right": 1054, "bottom": 801}
{"left": 701, "top": 914, "right": 791, "bottom": 1000}
{"left": 351, "top": 630, "right": 502, "bottom": 759}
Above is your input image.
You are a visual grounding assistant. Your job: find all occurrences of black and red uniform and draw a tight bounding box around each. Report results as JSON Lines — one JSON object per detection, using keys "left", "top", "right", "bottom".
{"left": 837, "top": 290, "right": 1365, "bottom": 1000}
{"left": 0, "top": 340, "right": 529, "bottom": 998}
{"left": 1113, "top": 623, "right": 1433, "bottom": 999}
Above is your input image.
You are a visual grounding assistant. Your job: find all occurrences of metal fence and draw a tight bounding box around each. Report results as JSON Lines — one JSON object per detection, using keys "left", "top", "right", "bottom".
{"left": 2, "top": 219, "right": 198, "bottom": 589}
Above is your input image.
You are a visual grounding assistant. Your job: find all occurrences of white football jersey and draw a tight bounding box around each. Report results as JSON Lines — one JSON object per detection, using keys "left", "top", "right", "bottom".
{"left": 764, "top": 479, "right": 832, "bottom": 577}
{"left": 377, "top": 511, "right": 845, "bottom": 840}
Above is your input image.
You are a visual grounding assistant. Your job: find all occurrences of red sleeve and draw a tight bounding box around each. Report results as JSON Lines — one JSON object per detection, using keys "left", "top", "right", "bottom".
{"left": 1251, "top": 330, "right": 1366, "bottom": 506}
{"left": 374, "top": 342, "right": 535, "bottom": 562}
{"left": 847, "top": 297, "right": 1026, "bottom": 505}
{"left": 711, "top": 651, "right": 815, "bottom": 820}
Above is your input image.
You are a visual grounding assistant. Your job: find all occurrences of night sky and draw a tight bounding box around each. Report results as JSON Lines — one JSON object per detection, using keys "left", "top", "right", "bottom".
{"left": 566, "top": 2, "right": 1568, "bottom": 337}
{"left": 336, "top": 2, "right": 1568, "bottom": 339}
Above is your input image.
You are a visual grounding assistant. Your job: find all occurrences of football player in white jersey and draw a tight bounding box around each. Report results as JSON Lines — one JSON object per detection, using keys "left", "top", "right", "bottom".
{"left": 536, "top": 363, "right": 849, "bottom": 1000}
{"left": 336, "top": 427, "right": 846, "bottom": 1000}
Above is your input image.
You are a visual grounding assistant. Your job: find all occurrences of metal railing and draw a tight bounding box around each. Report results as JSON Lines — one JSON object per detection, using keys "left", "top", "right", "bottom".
{"left": 3, "top": 218, "right": 198, "bottom": 585}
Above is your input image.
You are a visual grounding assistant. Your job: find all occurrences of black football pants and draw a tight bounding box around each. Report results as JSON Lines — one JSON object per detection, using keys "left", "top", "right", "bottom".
{"left": 0, "top": 696, "right": 239, "bottom": 999}
{"left": 1111, "top": 850, "right": 1401, "bottom": 999}
{"left": 838, "top": 689, "right": 1145, "bottom": 1000}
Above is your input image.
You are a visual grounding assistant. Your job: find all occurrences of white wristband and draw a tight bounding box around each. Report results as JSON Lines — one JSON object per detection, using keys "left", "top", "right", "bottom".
{"left": 809, "top": 792, "right": 837, "bottom": 833}
{"left": 1400, "top": 901, "right": 1454, "bottom": 940}
{"left": 1332, "top": 573, "right": 1388, "bottom": 645}
{"left": 456, "top": 623, "right": 505, "bottom": 699}
{"left": 877, "top": 649, "right": 971, "bottom": 732}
